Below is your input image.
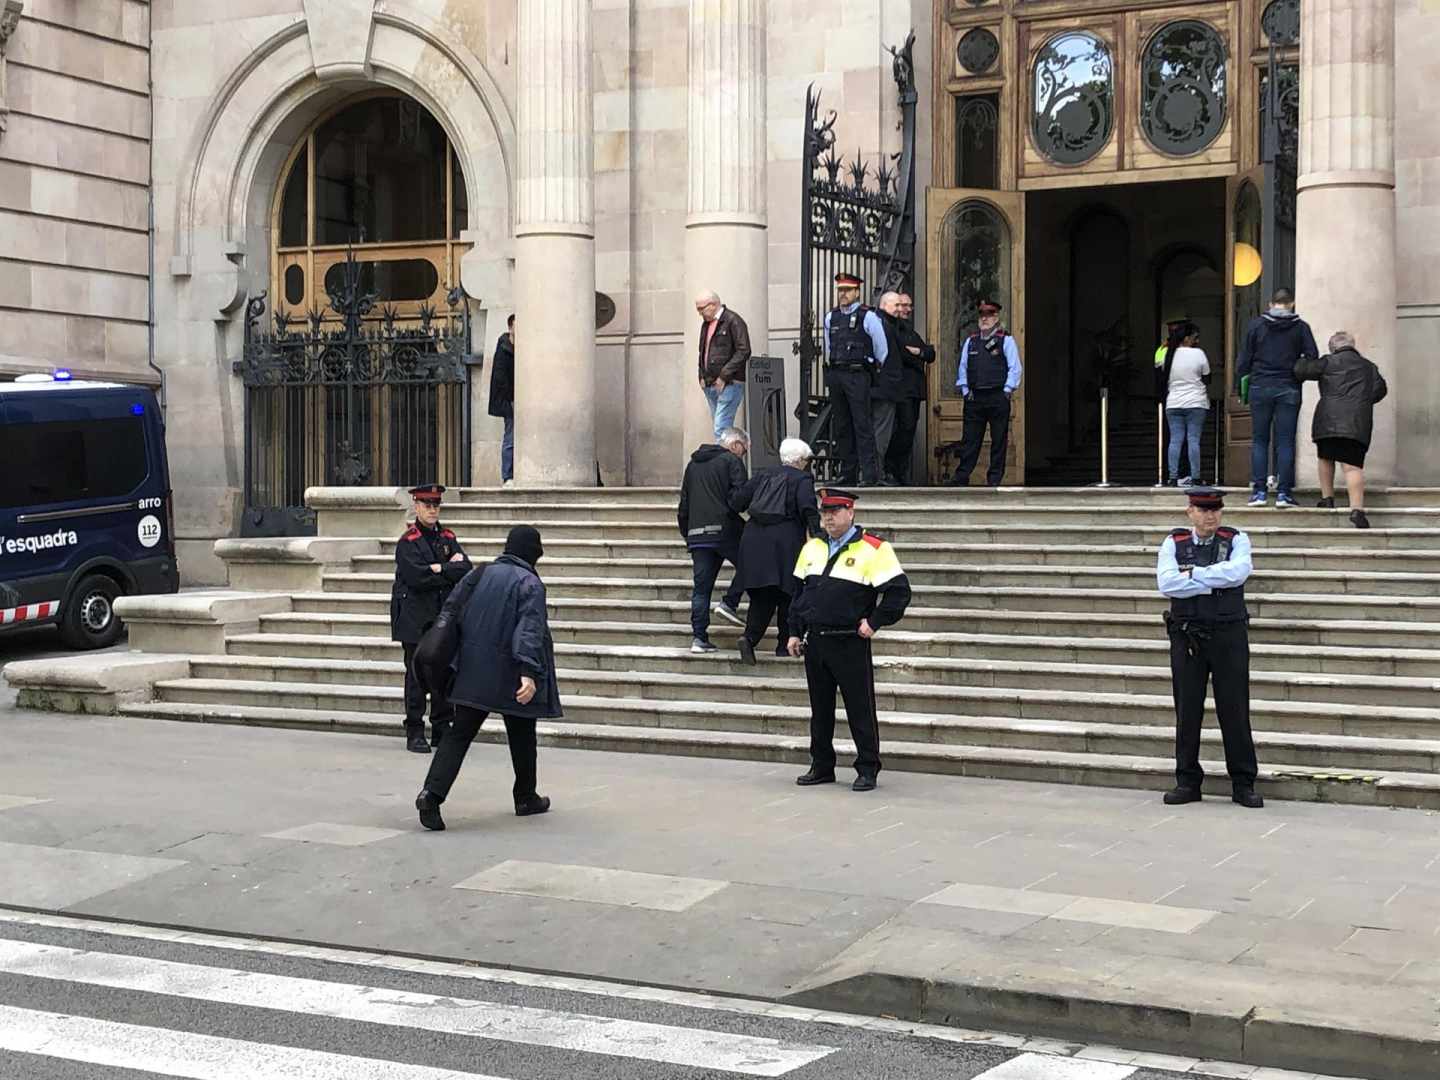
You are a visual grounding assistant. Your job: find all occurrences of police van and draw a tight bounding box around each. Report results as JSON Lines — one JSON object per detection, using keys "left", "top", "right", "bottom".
{"left": 0, "top": 373, "right": 179, "bottom": 649}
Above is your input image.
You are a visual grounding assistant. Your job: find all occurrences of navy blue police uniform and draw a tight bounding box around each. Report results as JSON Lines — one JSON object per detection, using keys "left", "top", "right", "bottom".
{"left": 823, "top": 273, "right": 887, "bottom": 485}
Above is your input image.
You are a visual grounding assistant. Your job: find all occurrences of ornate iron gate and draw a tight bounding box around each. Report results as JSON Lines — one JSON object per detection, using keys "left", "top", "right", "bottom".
{"left": 1260, "top": 14, "right": 1299, "bottom": 305}
{"left": 795, "top": 32, "right": 918, "bottom": 480}
{"left": 237, "top": 249, "right": 472, "bottom": 535}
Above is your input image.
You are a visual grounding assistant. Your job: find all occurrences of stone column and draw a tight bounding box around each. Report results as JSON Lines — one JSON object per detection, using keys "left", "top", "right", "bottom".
{"left": 1294, "top": 0, "right": 1396, "bottom": 486}
{"left": 683, "top": 0, "right": 769, "bottom": 454}
{"left": 514, "top": 0, "right": 596, "bottom": 486}
{"left": 0, "top": 1, "right": 23, "bottom": 140}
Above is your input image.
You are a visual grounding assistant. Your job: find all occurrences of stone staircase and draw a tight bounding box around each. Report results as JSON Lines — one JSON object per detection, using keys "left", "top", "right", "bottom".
{"left": 25, "top": 485, "right": 1440, "bottom": 808}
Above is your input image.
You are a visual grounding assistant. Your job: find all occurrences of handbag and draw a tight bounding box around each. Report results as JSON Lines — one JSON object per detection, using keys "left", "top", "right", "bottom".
{"left": 413, "top": 565, "right": 486, "bottom": 692}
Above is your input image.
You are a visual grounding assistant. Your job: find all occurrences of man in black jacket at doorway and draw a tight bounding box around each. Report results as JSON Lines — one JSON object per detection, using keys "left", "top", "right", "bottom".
{"left": 677, "top": 428, "right": 749, "bottom": 653}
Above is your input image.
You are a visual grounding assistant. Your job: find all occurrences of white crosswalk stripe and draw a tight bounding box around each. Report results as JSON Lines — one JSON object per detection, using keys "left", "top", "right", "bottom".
{"left": 0, "top": 938, "right": 835, "bottom": 1076}
{"left": 972, "top": 1054, "right": 1137, "bottom": 1079}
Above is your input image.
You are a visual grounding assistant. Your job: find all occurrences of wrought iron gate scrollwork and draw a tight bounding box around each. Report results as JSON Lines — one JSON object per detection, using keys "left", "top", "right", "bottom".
{"left": 236, "top": 248, "right": 472, "bottom": 536}
{"left": 795, "top": 30, "right": 918, "bottom": 481}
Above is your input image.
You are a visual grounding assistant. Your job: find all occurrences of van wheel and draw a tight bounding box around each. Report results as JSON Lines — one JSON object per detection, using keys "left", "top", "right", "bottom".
{"left": 60, "top": 575, "right": 124, "bottom": 650}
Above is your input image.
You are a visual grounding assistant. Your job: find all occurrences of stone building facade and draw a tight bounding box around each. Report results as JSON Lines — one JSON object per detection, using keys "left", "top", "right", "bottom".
{"left": 0, "top": 0, "right": 1436, "bottom": 583}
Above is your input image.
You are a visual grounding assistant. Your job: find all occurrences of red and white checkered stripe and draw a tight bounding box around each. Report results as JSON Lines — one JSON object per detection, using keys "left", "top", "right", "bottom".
{"left": 0, "top": 601, "right": 58, "bottom": 625}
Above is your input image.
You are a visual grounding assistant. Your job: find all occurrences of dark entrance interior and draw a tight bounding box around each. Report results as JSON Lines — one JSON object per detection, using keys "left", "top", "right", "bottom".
{"left": 1024, "top": 177, "right": 1226, "bottom": 486}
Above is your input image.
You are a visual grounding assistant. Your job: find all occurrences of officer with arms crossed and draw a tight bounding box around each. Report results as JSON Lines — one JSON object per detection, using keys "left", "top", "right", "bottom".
{"left": 1156, "top": 486, "right": 1263, "bottom": 809}
{"left": 390, "top": 484, "right": 472, "bottom": 754}
{"left": 824, "top": 273, "right": 890, "bottom": 486}
{"left": 788, "top": 488, "right": 912, "bottom": 791}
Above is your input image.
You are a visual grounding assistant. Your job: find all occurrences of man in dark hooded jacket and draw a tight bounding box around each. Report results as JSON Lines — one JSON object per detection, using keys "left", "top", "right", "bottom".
{"left": 488, "top": 315, "right": 516, "bottom": 484}
{"left": 415, "top": 525, "right": 558, "bottom": 831}
{"left": 1235, "top": 288, "right": 1319, "bottom": 508}
{"left": 677, "top": 428, "right": 748, "bottom": 652}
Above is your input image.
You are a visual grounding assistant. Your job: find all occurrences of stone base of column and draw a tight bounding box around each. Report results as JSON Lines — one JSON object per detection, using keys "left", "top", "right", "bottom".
{"left": 1295, "top": 182, "right": 1397, "bottom": 487}
{"left": 514, "top": 232, "right": 597, "bottom": 487}
{"left": 682, "top": 220, "right": 769, "bottom": 455}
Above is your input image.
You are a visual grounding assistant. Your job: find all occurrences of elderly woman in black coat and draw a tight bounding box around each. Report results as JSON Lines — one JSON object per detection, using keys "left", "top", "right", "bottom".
{"left": 1296, "top": 330, "right": 1388, "bottom": 529}
{"left": 730, "top": 438, "right": 822, "bottom": 665}
{"left": 415, "top": 525, "right": 560, "bottom": 830}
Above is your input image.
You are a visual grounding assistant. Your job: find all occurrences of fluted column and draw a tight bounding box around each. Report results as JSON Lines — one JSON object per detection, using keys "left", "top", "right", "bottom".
{"left": 1295, "top": 0, "right": 1396, "bottom": 485}
{"left": 514, "top": 0, "right": 595, "bottom": 486}
{"left": 683, "top": 0, "right": 769, "bottom": 454}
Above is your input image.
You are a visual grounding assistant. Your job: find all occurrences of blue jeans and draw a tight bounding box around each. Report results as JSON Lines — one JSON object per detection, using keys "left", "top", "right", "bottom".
{"left": 1249, "top": 383, "right": 1301, "bottom": 497}
{"left": 703, "top": 382, "right": 744, "bottom": 439}
{"left": 1166, "top": 407, "right": 1207, "bottom": 481}
{"left": 689, "top": 545, "right": 743, "bottom": 641}
{"left": 500, "top": 411, "right": 514, "bottom": 482}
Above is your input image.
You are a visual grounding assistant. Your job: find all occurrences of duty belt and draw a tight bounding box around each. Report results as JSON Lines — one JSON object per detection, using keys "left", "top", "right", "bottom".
{"left": 809, "top": 627, "right": 862, "bottom": 639}
{"left": 827, "top": 362, "right": 872, "bottom": 373}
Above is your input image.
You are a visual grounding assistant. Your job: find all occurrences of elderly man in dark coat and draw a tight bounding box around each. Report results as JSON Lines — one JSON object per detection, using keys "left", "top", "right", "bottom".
{"left": 1296, "top": 330, "right": 1389, "bottom": 529}
{"left": 730, "top": 438, "right": 821, "bottom": 665}
{"left": 415, "top": 525, "right": 559, "bottom": 831}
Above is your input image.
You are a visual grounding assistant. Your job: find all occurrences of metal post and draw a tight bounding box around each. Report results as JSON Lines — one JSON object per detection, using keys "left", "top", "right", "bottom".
{"left": 1157, "top": 402, "right": 1165, "bottom": 487}
{"left": 1095, "top": 387, "right": 1112, "bottom": 488}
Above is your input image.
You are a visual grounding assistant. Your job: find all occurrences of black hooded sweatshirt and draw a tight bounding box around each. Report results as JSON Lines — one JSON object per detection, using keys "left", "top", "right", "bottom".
{"left": 677, "top": 444, "right": 747, "bottom": 550}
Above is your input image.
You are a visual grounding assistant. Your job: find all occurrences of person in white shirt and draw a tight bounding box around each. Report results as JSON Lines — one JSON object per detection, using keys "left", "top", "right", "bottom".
{"left": 1155, "top": 321, "right": 1211, "bottom": 485}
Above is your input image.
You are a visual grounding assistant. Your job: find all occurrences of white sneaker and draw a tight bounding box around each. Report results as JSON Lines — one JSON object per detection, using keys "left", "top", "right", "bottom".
{"left": 712, "top": 601, "right": 743, "bottom": 627}
{"left": 691, "top": 638, "right": 718, "bottom": 654}
{"left": 502, "top": 479, "right": 515, "bottom": 488}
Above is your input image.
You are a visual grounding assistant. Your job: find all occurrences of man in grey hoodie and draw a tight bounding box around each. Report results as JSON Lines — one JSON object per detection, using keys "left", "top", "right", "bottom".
{"left": 1235, "top": 288, "right": 1319, "bottom": 508}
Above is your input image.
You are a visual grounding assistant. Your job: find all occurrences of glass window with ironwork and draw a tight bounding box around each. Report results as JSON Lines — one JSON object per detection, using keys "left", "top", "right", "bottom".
{"left": 954, "top": 94, "right": 999, "bottom": 189}
{"left": 1031, "top": 31, "right": 1114, "bottom": 166}
{"left": 1140, "top": 20, "right": 1228, "bottom": 157}
{"left": 937, "top": 199, "right": 1011, "bottom": 401}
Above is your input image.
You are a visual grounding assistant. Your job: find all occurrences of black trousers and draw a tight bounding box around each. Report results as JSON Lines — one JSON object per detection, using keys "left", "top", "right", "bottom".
{"left": 952, "top": 389, "right": 1010, "bottom": 486}
{"left": 884, "top": 397, "right": 921, "bottom": 483}
{"left": 828, "top": 368, "right": 880, "bottom": 484}
{"left": 803, "top": 634, "right": 880, "bottom": 777}
{"left": 1168, "top": 620, "right": 1259, "bottom": 790}
{"left": 743, "top": 586, "right": 791, "bottom": 652}
{"left": 423, "top": 703, "right": 538, "bottom": 803}
{"left": 402, "top": 641, "right": 453, "bottom": 739}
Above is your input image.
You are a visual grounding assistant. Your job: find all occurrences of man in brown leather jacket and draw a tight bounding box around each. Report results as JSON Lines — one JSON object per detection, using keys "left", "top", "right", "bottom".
{"left": 695, "top": 290, "right": 753, "bottom": 439}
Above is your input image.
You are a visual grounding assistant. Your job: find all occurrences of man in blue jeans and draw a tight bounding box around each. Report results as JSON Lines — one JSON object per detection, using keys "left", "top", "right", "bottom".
{"left": 677, "top": 428, "right": 749, "bottom": 652}
{"left": 1235, "top": 288, "right": 1318, "bottom": 508}
{"left": 695, "top": 291, "right": 753, "bottom": 438}
{"left": 488, "top": 315, "right": 516, "bottom": 485}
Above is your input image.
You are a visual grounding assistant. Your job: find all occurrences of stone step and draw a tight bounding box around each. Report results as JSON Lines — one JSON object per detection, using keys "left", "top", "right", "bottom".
{"left": 291, "top": 583, "right": 1440, "bottom": 622}
{"left": 255, "top": 607, "right": 1440, "bottom": 650}
{"left": 323, "top": 563, "right": 1440, "bottom": 597}
{"left": 227, "top": 628, "right": 1440, "bottom": 678}
{"left": 150, "top": 674, "right": 1440, "bottom": 740}
{"left": 190, "top": 650, "right": 1440, "bottom": 709}
{"left": 114, "top": 698, "right": 1440, "bottom": 809}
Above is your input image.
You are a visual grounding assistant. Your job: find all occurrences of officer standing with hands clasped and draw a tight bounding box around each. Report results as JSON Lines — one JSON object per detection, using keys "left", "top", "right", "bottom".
{"left": 390, "top": 484, "right": 472, "bottom": 754}
{"left": 789, "top": 488, "right": 912, "bottom": 791}
{"left": 950, "top": 298, "right": 1022, "bottom": 487}
{"left": 1156, "top": 487, "right": 1263, "bottom": 809}
{"left": 824, "top": 273, "right": 890, "bottom": 486}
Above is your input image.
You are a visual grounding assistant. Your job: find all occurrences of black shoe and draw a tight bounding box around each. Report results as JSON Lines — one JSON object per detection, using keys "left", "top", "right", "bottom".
{"left": 515, "top": 794, "right": 551, "bottom": 817}
{"left": 405, "top": 727, "right": 431, "bottom": 754}
{"left": 1233, "top": 787, "right": 1265, "bottom": 809}
{"left": 796, "top": 769, "right": 836, "bottom": 786}
{"left": 1163, "top": 786, "right": 1202, "bottom": 805}
{"left": 851, "top": 775, "right": 877, "bottom": 792}
{"left": 1316, "top": 496, "right": 1336, "bottom": 509}
{"left": 1350, "top": 509, "right": 1371, "bottom": 529}
{"left": 737, "top": 638, "right": 757, "bottom": 666}
{"left": 415, "top": 790, "right": 445, "bottom": 831}
{"left": 947, "top": 475, "right": 970, "bottom": 487}
{"left": 774, "top": 644, "right": 791, "bottom": 658}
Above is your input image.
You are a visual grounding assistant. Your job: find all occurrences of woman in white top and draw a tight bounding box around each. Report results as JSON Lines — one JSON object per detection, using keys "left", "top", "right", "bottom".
{"left": 1159, "top": 323, "right": 1211, "bottom": 485}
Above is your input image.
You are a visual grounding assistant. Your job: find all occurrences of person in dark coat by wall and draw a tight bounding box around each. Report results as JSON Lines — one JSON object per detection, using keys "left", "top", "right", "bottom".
{"left": 415, "top": 525, "right": 559, "bottom": 831}
{"left": 1296, "top": 330, "right": 1389, "bottom": 529}
{"left": 677, "top": 427, "right": 749, "bottom": 652}
{"left": 488, "top": 315, "right": 516, "bottom": 485}
{"left": 731, "top": 438, "right": 821, "bottom": 665}
{"left": 390, "top": 484, "right": 471, "bottom": 753}
{"left": 885, "top": 293, "right": 936, "bottom": 485}
{"left": 870, "top": 293, "right": 907, "bottom": 485}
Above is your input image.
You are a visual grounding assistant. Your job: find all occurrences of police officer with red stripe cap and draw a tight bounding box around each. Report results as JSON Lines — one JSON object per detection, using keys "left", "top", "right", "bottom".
{"left": 1156, "top": 486, "right": 1263, "bottom": 808}
{"left": 824, "top": 273, "right": 891, "bottom": 485}
{"left": 390, "top": 484, "right": 472, "bottom": 753}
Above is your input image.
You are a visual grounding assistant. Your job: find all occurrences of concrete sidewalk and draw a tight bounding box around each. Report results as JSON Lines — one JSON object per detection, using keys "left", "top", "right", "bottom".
{"left": 0, "top": 708, "right": 1437, "bottom": 1079}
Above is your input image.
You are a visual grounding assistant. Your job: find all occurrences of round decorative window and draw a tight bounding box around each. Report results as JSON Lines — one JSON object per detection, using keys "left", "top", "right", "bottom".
{"left": 957, "top": 28, "right": 1000, "bottom": 75}
{"left": 1140, "top": 21, "right": 1228, "bottom": 156}
{"left": 1261, "top": 0, "right": 1300, "bottom": 47}
{"left": 1031, "top": 32, "right": 1114, "bottom": 166}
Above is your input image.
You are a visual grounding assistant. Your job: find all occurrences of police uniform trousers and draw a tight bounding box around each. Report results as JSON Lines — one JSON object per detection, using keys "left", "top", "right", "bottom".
{"left": 952, "top": 388, "right": 1010, "bottom": 486}
{"left": 402, "top": 641, "right": 454, "bottom": 743}
{"left": 827, "top": 367, "right": 881, "bottom": 484}
{"left": 1167, "top": 620, "right": 1259, "bottom": 790}
{"left": 424, "top": 705, "right": 538, "bottom": 804}
{"left": 804, "top": 633, "right": 881, "bottom": 777}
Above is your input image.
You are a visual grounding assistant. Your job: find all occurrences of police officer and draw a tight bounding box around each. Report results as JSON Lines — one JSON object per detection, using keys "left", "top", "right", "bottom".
{"left": 824, "top": 273, "right": 890, "bottom": 486}
{"left": 390, "top": 484, "right": 472, "bottom": 754}
{"left": 949, "top": 298, "right": 1022, "bottom": 486}
{"left": 1157, "top": 487, "right": 1263, "bottom": 808}
{"left": 788, "top": 488, "right": 912, "bottom": 791}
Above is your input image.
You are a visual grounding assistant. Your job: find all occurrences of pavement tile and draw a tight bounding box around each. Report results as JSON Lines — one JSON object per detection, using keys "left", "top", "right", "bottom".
{"left": 0, "top": 794, "right": 47, "bottom": 811}
{"left": 454, "top": 858, "right": 730, "bottom": 912}
{"left": 1089, "top": 924, "right": 1255, "bottom": 964}
{"left": 263, "top": 822, "right": 406, "bottom": 847}
{"left": 1005, "top": 916, "right": 1112, "bottom": 947}
{"left": 1231, "top": 940, "right": 1406, "bottom": 982}
{"left": 0, "top": 840, "right": 186, "bottom": 909}
{"left": 1129, "top": 1051, "right": 1201, "bottom": 1071}
{"left": 894, "top": 898, "right": 1045, "bottom": 937}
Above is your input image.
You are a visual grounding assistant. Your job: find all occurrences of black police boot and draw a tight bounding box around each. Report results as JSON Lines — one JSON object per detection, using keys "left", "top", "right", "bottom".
{"left": 1163, "top": 786, "right": 1202, "bottom": 805}
{"left": 737, "top": 637, "right": 757, "bottom": 666}
{"left": 415, "top": 790, "right": 445, "bottom": 831}
{"left": 1232, "top": 786, "right": 1265, "bottom": 809}
{"left": 851, "top": 774, "right": 877, "bottom": 792}
{"left": 515, "top": 794, "right": 551, "bottom": 817}
{"left": 405, "top": 724, "right": 430, "bottom": 754}
{"left": 796, "top": 768, "right": 836, "bottom": 786}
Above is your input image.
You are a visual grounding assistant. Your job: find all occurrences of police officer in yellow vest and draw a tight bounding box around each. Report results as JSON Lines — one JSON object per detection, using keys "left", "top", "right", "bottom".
{"left": 788, "top": 488, "right": 912, "bottom": 791}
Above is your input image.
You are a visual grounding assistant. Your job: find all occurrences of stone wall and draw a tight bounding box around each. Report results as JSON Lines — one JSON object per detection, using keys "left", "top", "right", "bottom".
{"left": 0, "top": 0, "right": 153, "bottom": 382}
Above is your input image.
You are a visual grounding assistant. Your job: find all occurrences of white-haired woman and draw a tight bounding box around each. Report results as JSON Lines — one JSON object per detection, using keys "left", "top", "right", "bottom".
{"left": 729, "top": 438, "right": 822, "bottom": 664}
{"left": 1296, "top": 330, "right": 1388, "bottom": 529}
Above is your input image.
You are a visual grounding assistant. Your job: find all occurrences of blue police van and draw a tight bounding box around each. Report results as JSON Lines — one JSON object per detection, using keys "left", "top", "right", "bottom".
{"left": 0, "top": 373, "right": 179, "bottom": 648}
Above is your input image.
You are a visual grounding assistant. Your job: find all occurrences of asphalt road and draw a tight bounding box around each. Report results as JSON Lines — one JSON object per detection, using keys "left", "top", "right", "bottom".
{"left": 0, "top": 913, "right": 1284, "bottom": 1080}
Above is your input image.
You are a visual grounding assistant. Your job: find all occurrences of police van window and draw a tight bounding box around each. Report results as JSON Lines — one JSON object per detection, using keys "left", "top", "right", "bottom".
{"left": 0, "top": 417, "right": 148, "bottom": 508}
